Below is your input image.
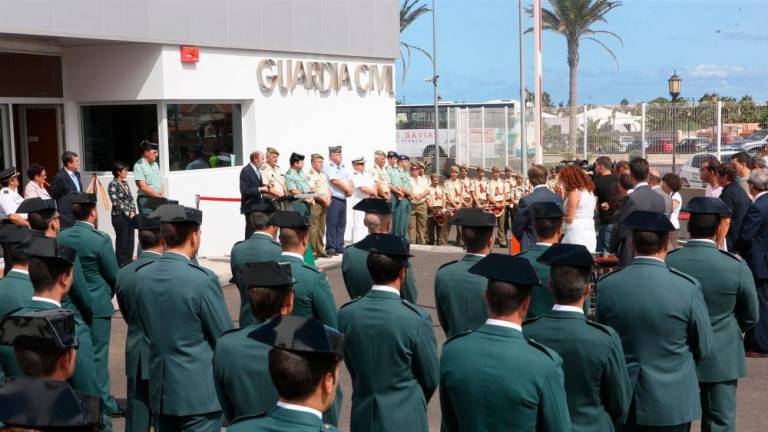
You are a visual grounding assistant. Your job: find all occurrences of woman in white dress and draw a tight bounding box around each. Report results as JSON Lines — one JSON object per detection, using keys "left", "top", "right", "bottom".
{"left": 662, "top": 172, "right": 683, "bottom": 249}
{"left": 350, "top": 156, "right": 377, "bottom": 243}
{"left": 558, "top": 165, "right": 597, "bottom": 252}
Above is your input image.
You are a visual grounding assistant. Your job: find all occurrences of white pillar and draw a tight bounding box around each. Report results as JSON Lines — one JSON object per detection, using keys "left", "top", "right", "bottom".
{"left": 716, "top": 101, "right": 722, "bottom": 160}
{"left": 533, "top": 0, "right": 544, "bottom": 164}
{"left": 641, "top": 103, "right": 647, "bottom": 159}
{"left": 504, "top": 106, "right": 509, "bottom": 167}
{"left": 583, "top": 105, "right": 588, "bottom": 160}
{"left": 465, "top": 108, "right": 470, "bottom": 165}
{"left": 481, "top": 106, "right": 486, "bottom": 169}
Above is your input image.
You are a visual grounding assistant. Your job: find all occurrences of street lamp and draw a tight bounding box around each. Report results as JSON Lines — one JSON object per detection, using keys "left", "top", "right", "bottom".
{"left": 668, "top": 71, "right": 682, "bottom": 172}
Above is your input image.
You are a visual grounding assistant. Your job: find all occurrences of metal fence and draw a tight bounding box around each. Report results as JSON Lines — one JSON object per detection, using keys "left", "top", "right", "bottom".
{"left": 396, "top": 102, "right": 768, "bottom": 186}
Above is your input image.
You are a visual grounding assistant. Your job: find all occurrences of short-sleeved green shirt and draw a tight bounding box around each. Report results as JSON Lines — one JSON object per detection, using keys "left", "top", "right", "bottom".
{"left": 285, "top": 168, "right": 311, "bottom": 194}
{"left": 133, "top": 158, "right": 162, "bottom": 195}
{"left": 399, "top": 168, "right": 412, "bottom": 192}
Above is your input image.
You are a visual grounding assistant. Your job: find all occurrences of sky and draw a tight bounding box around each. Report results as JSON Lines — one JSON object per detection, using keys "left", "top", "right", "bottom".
{"left": 396, "top": 0, "right": 768, "bottom": 106}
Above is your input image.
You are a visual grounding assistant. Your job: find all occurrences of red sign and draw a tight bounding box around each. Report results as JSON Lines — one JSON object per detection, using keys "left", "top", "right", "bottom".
{"left": 180, "top": 46, "right": 199, "bottom": 64}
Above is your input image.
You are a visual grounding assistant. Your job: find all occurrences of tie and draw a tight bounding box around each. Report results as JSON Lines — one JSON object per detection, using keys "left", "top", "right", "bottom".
{"left": 71, "top": 173, "right": 80, "bottom": 192}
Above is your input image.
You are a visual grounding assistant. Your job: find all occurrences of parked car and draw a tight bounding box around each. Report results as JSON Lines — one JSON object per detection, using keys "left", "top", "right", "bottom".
{"left": 617, "top": 135, "right": 634, "bottom": 152}
{"left": 647, "top": 138, "right": 673, "bottom": 153}
{"left": 741, "top": 132, "right": 768, "bottom": 149}
{"left": 679, "top": 151, "right": 736, "bottom": 188}
{"left": 627, "top": 139, "right": 648, "bottom": 154}
{"left": 705, "top": 139, "right": 746, "bottom": 152}
{"left": 676, "top": 138, "right": 711, "bottom": 153}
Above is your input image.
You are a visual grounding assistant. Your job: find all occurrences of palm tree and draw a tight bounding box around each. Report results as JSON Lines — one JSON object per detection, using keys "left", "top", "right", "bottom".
{"left": 400, "top": 0, "right": 432, "bottom": 84}
{"left": 529, "top": 0, "right": 623, "bottom": 153}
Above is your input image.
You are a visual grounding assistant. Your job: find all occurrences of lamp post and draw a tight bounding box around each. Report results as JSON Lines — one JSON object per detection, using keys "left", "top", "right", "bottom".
{"left": 431, "top": 0, "right": 440, "bottom": 176}
{"left": 668, "top": 71, "right": 682, "bottom": 172}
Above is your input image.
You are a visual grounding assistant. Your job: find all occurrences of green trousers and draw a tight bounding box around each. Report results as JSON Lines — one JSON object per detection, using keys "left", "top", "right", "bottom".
{"left": 155, "top": 412, "right": 222, "bottom": 432}
{"left": 389, "top": 196, "right": 400, "bottom": 236}
{"left": 126, "top": 376, "right": 152, "bottom": 432}
{"left": 700, "top": 380, "right": 737, "bottom": 432}
{"left": 396, "top": 198, "right": 411, "bottom": 239}
{"left": 90, "top": 317, "right": 117, "bottom": 414}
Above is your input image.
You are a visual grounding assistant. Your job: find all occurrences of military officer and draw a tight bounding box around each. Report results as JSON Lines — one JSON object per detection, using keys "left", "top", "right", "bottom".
{"left": 488, "top": 166, "right": 509, "bottom": 247}
{"left": 0, "top": 167, "right": 27, "bottom": 226}
{"left": 269, "top": 211, "right": 337, "bottom": 328}
{"left": 0, "top": 309, "right": 102, "bottom": 432}
{"left": 524, "top": 244, "right": 631, "bottom": 431}
{"left": 434, "top": 208, "right": 496, "bottom": 337}
{"left": 262, "top": 147, "right": 287, "bottom": 206}
{"left": 342, "top": 198, "right": 418, "bottom": 302}
{"left": 426, "top": 173, "right": 447, "bottom": 246}
{"left": 666, "top": 197, "right": 759, "bottom": 432}
{"left": 385, "top": 151, "right": 402, "bottom": 234}
{"left": 57, "top": 192, "right": 119, "bottom": 417}
{"left": 133, "top": 141, "right": 163, "bottom": 214}
{"left": 0, "top": 225, "right": 33, "bottom": 317}
{"left": 596, "top": 211, "right": 713, "bottom": 431}
{"left": 395, "top": 155, "right": 413, "bottom": 239}
{"left": 214, "top": 262, "right": 296, "bottom": 422}
{"left": 307, "top": 154, "right": 331, "bottom": 258}
{"left": 9, "top": 236, "right": 107, "bottom": 430}
{"left": 458, "top": 166, "right": 473, "bottom": 209}
{"left": 135, "top": 204, "right": 233, "bottom": 431}
{"left": 338, "top": 233, "right": 438, "bottom": 432}
{"left": 228, "top": 316, "right": 344, "bottom": 432}
{"left": 516, "top": 202, "right": 566, "bottom": 319}
{"left": 443, "top": 166, "right": 464, "bottom": 246}
{"left": 230, "top": 199, "right": 282, "bottom": 327}
{"left": 114, "top": 214, "right": 164, "bottom": 432}
{"left": 285, "top": 152, "right": 313, "bottom": 218}
{"left": 440, "top": 253, "right": 571, "bottom": 432}
{"left": 371, "top": 150, "right": 392, "bottom": 201}
{"left": 17, "top": 197, "right": 95, "bottom": 326}
{"left": 408, "top": 162, "right": 429, "bottom": 244}
{"left": 471, "top": 166, "right": 490, "bottom": 209}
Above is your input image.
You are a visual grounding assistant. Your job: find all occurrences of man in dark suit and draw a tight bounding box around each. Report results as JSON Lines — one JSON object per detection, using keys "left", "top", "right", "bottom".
{"left": 609, "top": 158, "right": 666, "bottom": 267}
{"left": 649, "top": 168, "right": 672, "bottom": 217}
{"left": 239, "top": 151, "right": 270, "bottom": 239}
{"left": 50, "top": 151, "right": 83, "bottom": 230}
{"left": 512, "top": 164, "right": 563, "bottom": 252}
{"left": 718, "top": 162, "right": 751, "bottom": 251}
{"left": 738, "top": 168, "right": 768, "bottom": 355}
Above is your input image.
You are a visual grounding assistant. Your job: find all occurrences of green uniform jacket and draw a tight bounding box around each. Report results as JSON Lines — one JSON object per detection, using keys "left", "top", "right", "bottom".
{"left": 524, "top": 311, "right": 631, "bottom": 431}
{"left": 135, "top": 252, "right": 234, "bottom": 416}
{"left": 440, "top": 323, "right": 572, "bottom": 432}
{"left": 0, "top": 270, "right": 34, "bottom": 379}
{"left": 228, "top": 405, "right": 338, "bottom": 432}
{"left": 341, "top": 243, "right": 418, "bottom": 303}
{"left": 214, "top": 321, "right": 276, "bottom": 422}
{"left": 338, "top": 289, "right": 439, "bottom": 432}
{"left": 596, "top": 258, "right": 714, "bottom": 426}
{"left": 517, "top": 244, "right": 556, "bottom": 318}
{"left": 115, "top": 251, "right": 160, "bottom": 381}
{"left": 666, "top": 241, "right": 759, "bottom": 382}
{"left": 230, "top": 232, "right": 283, "bottom": 327}
{"left": 61, "top": 254, "right": 95, "bottom": 325}
{"left": 434, "top": 254, "right": 488, "bottom": 338}
{"left": 280, "top": 253, "right": 337, "bottom": 328}
{"left": 58, "top": 222, "right": 118, "bottom": 318}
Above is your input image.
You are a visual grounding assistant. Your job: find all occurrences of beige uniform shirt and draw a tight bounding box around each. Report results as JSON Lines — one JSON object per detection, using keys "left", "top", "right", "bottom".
{"left": 261, "top": 163, "right": 286, "bottom": 197}
{"left": 459, "top": 177, "right": 473, "bottom": 206}
{"left": 371, "top": 164, "right": 391, "bottom": 194}
{"left": 488, "top": 178, "right": 508, "bottom": 207}
{"left": 427, "top": 184, "right": 446, "bottom": 209}
{"left": 307, "top": 168, "right": 330, "bottom": 204}
{"left": 410, "top": 176, "right": 430, "bottom": 205}
{"left": 444, "top": 178, "right": 464, "bottom": 210}
{"left": 473, "top": 178, "right": 490, "bottom": 207}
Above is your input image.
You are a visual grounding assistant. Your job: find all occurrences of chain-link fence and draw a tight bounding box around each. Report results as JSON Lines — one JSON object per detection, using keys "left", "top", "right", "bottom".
{"left": 397, "top": 101, "right": 768, "bottom": 187}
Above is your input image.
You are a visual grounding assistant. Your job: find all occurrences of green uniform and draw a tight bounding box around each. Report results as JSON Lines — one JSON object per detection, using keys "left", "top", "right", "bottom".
{"left": 280, "top": 253, "right": 337, "bottom": 328}
{"left": 440, "top": 322, "right": 572, "bottom": 432}
{"left": 666, "top": 240, "right": 759, "bottom": 432}
{"left": 285, "top": 168, "right": 312, "bottom": 218}
{"left": 386, "top": 165, "right": 402, "bottom": 235}
{"left": 524, "top": 309, "right": 632, "bottom": 431}
{"left": 58, "top": 221, "right": 119, "bottom": 415}
{"left": 228, "top": 405, "right": 338, "bottom": 432}
{"left": 0, "top": 270, "right": 33, "bottom": 379}
{"left": 133, "top": 158, "right": 162, "bottom": 213}
{"left": 517, "top": 244, "right": 589, "bottom": 318}
{"left": 434, "top": 254, "right": 488, "bottom": 338}
{"left": 341, "top": 243, "right": 418, "bottom": 303}
{"left": 396, "top": 168, "right": 412, "bottom": 239}
{"left": 115, "top": 251, "right": 161, "bottom": 432}
{"left": 62, "top": 255, "right": 96, "bottom": 325}
{"left": 338, "top": 288, "right": 438, "bottom": 432}
{"left": 596, "top": 257, "right": 714, "bottom": 429}
{"left": 229, "top": 232, "right": 283, "bottom": 327}
{"left": 135, "top": 252, "right": 233, "bottom": 429}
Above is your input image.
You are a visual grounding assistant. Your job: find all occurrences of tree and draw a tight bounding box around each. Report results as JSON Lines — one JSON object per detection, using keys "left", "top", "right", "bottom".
{"left": 529, "top": 0, "right": 623, "bottom": 154}
{"left": 525, "top": 89, "right": 554, "bottom": 108}
{"left": 620, "top": 98, "right": 630, "bottom": 106}
{"left": 399, "top": 0, "right": 432, "bottom": 84}
{"left": 649, "top": 97, "right": 669, "bottom": 104}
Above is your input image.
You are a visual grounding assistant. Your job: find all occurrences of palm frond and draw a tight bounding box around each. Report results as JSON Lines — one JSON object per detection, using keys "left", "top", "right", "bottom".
{"left": 582, "top": 29, "right": 624, "bottom": 47}
{"left": 583, "top": 36, "right": 619, "bottom": 69}
{"left": 400, "top": 0, "right": 431, "bottom": 33}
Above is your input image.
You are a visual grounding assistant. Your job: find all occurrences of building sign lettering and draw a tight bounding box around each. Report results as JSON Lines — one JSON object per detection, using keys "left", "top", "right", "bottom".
{"left": 257, "top": 59, "right": 393, "bottom": 95}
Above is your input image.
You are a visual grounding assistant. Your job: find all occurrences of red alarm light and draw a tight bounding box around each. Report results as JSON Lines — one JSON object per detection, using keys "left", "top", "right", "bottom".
{"left": 180, "top": 46, "right": 199, "bottom": 64}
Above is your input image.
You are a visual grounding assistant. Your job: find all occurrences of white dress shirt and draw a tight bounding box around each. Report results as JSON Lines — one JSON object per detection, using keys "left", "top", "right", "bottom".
{"left": 485, "top": 318, "right": 522, "bottom": 332}
{"left": 31, "top": 296, "right": 62, "bottom": 307}
{"left": 275, "top": 401, "right": 322, "bottom": 420}
{"left": 371, "top": 284, "right": 400, "bottom": 296}
{"left": 552, "top": 304, "right": 584, "bottom": 314}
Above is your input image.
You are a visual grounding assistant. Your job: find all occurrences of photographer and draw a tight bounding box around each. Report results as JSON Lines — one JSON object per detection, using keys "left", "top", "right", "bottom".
{"left": 592, "top": 156, "right": 618, "bottom": 252}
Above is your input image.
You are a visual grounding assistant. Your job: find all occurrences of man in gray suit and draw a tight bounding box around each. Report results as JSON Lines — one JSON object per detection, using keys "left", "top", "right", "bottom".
{"left": 648, "top": 168, "right": 672, "bottom": 217}
{"left": 511, "top": 164, "right": 563, "bottom": 252}
{"left": 609, "top": 158, "right": 666, "bottom": 267}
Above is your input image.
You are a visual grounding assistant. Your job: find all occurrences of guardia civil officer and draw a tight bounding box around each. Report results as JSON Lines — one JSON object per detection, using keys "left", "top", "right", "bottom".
{"left": 434, "top": 208, "right": 496, "bottom": 337}
{"left": 338, "top": 233, "right": 438, "bottom": 432}
{"left": 666, "top": 197, "right": 759, "bottom": 432}
{"left": 227, "top": 316, "right": 344, "bottom": 432}
{"left": 7, "top": 236, "right": 108, "bottom": 430}
{"left": 0, "top": 225, "right": 33, "bottom": 317}
{"left": 114, "top": 214, "right": 164, "bottom": 432}
{"left": 440, "top": 253, "right": 571, "bottom": 432}
{"left": 0, "top": 309, "right": 102, "bottom": 431}
{"left": 269, "top": 211, "right": 337, "bottom": 328}
{"left": 230, "top": 198, "right": 282, "bottom": 327}
{"left": 57, "top": 192, "right": 119, "bottom": 417}
{"left": 285, "top": 152, "right": 314, "bottom": 218}
{"left": 135, "top": 204, "right": 234, "bottom": 431}
{"left": 524, "top": 244, "right": 631, "bottom": 431}
{"left": 17, "top": 197, "right": 95, "bottom": 325}
{"left": 214, "top": 262, "right": 296, "bottom": 422}
{"left": 596, "top": 210, "right": 714, "bottom": 431}
{"left": 341, "top": 197, "right": 418, "bottom": 302}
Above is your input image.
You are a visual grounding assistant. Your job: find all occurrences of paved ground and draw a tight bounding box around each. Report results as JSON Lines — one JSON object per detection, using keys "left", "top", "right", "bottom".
{"left": 108, "top": 246, "right": 768, "bottom": 431}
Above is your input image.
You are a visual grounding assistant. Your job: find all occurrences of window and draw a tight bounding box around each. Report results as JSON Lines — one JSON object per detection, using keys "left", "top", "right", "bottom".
{"left": 167, "top": 104, "right": 242, "bottom": 171}
{"left": 81, "top": 105, "right": 158, "bottom": 172}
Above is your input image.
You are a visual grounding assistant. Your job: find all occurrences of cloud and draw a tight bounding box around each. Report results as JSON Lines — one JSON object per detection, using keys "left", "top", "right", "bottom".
{"left": 686, "top": 64, "right": 745, "bottom": 79}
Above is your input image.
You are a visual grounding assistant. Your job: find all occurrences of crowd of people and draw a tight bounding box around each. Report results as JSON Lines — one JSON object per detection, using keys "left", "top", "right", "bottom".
{"left": 0, "top": 143, "right": 766, "bottom": 432}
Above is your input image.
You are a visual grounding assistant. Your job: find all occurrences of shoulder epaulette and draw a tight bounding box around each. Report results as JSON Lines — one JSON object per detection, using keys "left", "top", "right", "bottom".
{"left": 523, "top": 315, "right": 543, "bottom": 325}
{"left": 344, "top": 244, "right": 353, "bottom": 250}
{"left": 230, "top": 412, "right": 268, "bottom": 425}
{"left": 270, "top": 240, "right": 281, "bottom": 247}
{"left": 585, "top": 319, "right": 614, "bottom": 336}
{"left": 187, "top": 261, "right": 212, "bottom": 275}
{"left": 666, "top": 247, "right": 682, "bottom": 255}
{"left": 718, "top": 249, "right": 745, "bottom": 263}
{"left": 437, "top": 260, "right": 458, "bottom": 271}
{"left": 2, "top": 306, "right": 24, "bottom": 319}
{"left": 339, "top": 296, "right": 363, "bottom": 309}
{"left": 668, "top": 267, "right": 698, "bottom": 285}
{"left": 135, "top": 260, "right": 156, "bottom": 272}
{"left": 302, "top": 263, "right": 321, "bottom": 273}
{"left": 526, "top": 337, "right": 559, "bottom": 361}
{"left": 444, "top": 329, "right": 473, "bottom": 345}
{"left": 232, "top": 239, "right": 247, "bottom": 248}
{"left": 220, "top": 326, "right": 244, "bottom": 337}
{"left": 597, "top": 266, "right": 625, "bottom": 283}
{"left": 401, "top": 299, "right": 428, "bottom": 318}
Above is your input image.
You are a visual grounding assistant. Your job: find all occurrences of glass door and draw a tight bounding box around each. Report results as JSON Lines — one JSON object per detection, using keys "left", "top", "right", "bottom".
{"left": 0, "top": 104, "right": 9, "bottom": 168}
